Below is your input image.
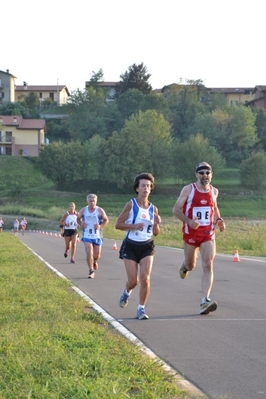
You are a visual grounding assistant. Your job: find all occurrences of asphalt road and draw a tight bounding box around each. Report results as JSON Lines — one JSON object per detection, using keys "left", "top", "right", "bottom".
{"left": 18, "top": 231, "right": 266, "bottom": 399}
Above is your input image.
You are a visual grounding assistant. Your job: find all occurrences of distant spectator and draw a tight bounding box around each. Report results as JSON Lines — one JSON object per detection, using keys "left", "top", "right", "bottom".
{"left": 0, "top": 216, "right": 4, "bottom": 233}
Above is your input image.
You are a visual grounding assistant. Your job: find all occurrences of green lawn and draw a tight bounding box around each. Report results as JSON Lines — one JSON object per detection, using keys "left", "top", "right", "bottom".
{"left": 0, "top": 234, "right": 188, "bottom": 399}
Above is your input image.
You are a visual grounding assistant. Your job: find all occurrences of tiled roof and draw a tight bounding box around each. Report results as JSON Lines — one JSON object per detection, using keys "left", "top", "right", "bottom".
{"left": 254, "top": 85, "right": 266, "bottom": 92}
{"left": 0, "top": 115, "right": 45, "bottom": 129}
{"left": 85, "top": 81, "right": 118, "bottom": 88}
{"left": 0, "top": 115, "right": 23, "bottom": 125}
{"left": 15, "top": 85, "right": 70, "bottom": 95}
{"left": 208, "top": 87, "right": 254, "bottom": 94}
{"left": 19, "top": 119, "right": 46, "bottom": 129}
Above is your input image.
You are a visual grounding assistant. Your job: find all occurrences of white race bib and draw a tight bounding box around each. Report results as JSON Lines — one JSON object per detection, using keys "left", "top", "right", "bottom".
{"left": 192, "top": 206, "right": 211, "bottom": 226}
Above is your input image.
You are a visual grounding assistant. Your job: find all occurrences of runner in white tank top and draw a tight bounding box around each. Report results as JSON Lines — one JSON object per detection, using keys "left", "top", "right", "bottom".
{"left": 59, "top": 202, "right": 79, "bottom": 264}
{"left": 77, "top": 194, "right": 109, "bottom": 279}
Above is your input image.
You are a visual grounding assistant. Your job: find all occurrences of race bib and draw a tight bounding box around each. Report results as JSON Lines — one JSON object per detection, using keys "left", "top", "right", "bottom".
{"left": 192, "top": 206, "right": 211, "bottom": 226}
{"left": 83, "top": 214, "right": 101, "bottom": 239}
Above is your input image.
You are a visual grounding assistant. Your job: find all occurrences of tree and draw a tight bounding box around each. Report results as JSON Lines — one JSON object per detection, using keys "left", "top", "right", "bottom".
{"left": 0, "top": 101, "right": 31, "bottom": 118}
{"left": 189, "top": 105, "right": 258, "bottom": 165}
{"left": 88, "top": 69, "right": 104, "bottom": 88}
{"left": 189, "top": 108, "right": 231, "bottom": 152}
{"left": 239, "top": 152, "right": 266, "bottom": 189}
{"left": 253, "top": 108, "right": 266, "bottom": 152}
{"left": 65, "top": 87, "right": 109, "bottom": 140}
{"left": 141, "top": 91, "right": 170, "bottom": 120}
{"left": 163, "top": 80, "right": 207, "bottom": 140}
{"left": 116, "top": 89, "right": 146, "bottom": 120}
{"left": 115, "top": 63, "right": 152, "bottom": 97}
{"left": 83, "top": 134, "right": 106, "bottom": 180}
{"left": 37, "top": 141, "right": 90, "bottom": 190}
{"left": 116, "top": 88, "right": 170, "bottom": 123}
{"left": 86, "top": 69, "right": 114, "bottom": 101}
{"left": 17, "top": 92, "right": 40, "bottom": 118}
{"left": 101, "top": 110, "right": 172, "bottom": 189}
{"left": 172, "top": 133, "right": 226, "bottom": 182}
{"left": 45, "top": 119, "right": 71, "bottom": 142}
{"left": 228, "top": 105, "right": 257, "bottom": 151}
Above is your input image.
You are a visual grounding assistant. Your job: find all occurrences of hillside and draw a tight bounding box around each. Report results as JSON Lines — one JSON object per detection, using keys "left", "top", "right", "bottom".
{"left": 0, "top": 156, "right": 52, "bottom": 194}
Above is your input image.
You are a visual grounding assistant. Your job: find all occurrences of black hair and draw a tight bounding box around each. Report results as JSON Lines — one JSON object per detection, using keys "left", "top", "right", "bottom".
{"left": 133, "top": 173, "right": 155, "bottom": 194}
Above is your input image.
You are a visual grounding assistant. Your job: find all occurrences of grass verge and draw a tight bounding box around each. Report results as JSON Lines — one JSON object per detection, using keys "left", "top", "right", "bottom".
{"left": 0, "top": 234, "right": 189, "bottom": 399}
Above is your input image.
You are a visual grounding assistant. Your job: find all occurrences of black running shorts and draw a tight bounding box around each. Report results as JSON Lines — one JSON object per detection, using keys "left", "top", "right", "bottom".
{"left": 120, "top": 238, "right": 155, "bottom": 263}
{"left": 63, "top": 229, "right": 78, "bottom": 237}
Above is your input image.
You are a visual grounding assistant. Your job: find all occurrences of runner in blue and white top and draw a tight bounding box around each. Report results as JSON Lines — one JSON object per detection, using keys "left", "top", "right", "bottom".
{"left": 115, "top": 173, "right": 161, "bottom": 320}
{"left": 77, "top": 194, "right": 109, "bottom": 279}
{"left": 13, "top": 218, "right": 19, "bottom": 235}
{"left": 125, "top": 198, "right": 155, "bottom": 242}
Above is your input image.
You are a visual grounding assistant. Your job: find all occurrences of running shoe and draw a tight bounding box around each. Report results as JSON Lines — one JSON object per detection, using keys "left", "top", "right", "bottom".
{"left": 93, "top": 261, "right": 98, "bottom": 270}
{"left": 64, "top": 250, "right": 68, "bottom": 258}
{"left": 70, "top": 258, "right": 75, "bottom": 264}
{"left": 179, "top": 263, "right": 189, "bottom": 279}
{"left": 200, "top": 298, "right": 217, "bottom": 315}
{"left": 135, "top": 308, "right": 149, "bottom": 320}
{"left": 119, "top": 290, "right": 129, "bottom": 308}
{"left": 88, "top": 270, "right": 95, "bottom": 279}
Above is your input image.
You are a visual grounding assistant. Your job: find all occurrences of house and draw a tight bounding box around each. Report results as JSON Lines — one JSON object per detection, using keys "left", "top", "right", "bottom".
{"left": 85, "top": 81, "right": 117, "bottom": 99}
{"left": 207, "top": 87, "right": 254, "bottom": 106}
{"left": 0, "top": 115, "right": 46, "bottom": 156}
{"left": 246, "top": 86, "right": 266, "bottom": 109}
{"left": 15, "top": 83, "right": 70, "bottom": 105}
{"left": 0, "top": 69, "right": 17, "bottom": 103}
{"left": 160, "top": 84, "right": 256, "bottom": 106}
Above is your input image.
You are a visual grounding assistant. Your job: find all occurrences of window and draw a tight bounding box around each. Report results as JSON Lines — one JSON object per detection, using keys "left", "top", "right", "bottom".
{"left": 39, "top": 92, "right": 42, "bottom": 98}
{"left": 49, "top": 92, "right": 54, "bottom": 101}
{"left": 0, "top": 146, "right": 11, "bottom": 155}
{"left": 6, "top": 132, "right": 12, "bottom": 143}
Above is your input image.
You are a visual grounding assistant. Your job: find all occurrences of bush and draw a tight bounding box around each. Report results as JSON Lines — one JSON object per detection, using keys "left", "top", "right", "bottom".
{"left": 239, "top": 152, "right": 266, "bottom": 189}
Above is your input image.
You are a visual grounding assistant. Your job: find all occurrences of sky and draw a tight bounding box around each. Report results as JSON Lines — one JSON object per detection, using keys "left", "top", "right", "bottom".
{"left": 2, "top": 0, "right": 265, "bottom": 93}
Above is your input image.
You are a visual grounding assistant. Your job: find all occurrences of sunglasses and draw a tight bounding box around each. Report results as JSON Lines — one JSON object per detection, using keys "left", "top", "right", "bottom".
{"left": 198, "top": 171, "right": 211, "bottom": 176}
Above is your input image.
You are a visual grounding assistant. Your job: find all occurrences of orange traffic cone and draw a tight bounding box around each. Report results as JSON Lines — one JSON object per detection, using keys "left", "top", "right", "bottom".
{"left": 112, "top": 241, "right": 118, "bottom": 250}
{"left": 232, "top": 249, "right": 240, "bottom": 262}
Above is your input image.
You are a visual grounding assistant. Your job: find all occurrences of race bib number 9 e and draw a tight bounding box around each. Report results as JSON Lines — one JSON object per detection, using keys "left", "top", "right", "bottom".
{"left": 192, "top": 206, "right": 211, "bottom": 226}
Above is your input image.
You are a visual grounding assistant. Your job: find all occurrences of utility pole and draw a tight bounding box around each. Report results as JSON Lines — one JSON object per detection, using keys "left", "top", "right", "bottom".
{"left": 57, "top": 78, "right": 59, "bottom": 106}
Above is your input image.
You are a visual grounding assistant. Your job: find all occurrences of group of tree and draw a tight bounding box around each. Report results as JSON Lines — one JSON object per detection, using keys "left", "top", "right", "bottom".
{"left": 1, "top": 62, "right": 266, "bottom": 190}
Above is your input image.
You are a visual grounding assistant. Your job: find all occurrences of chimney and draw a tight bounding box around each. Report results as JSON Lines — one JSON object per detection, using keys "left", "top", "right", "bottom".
{"left": 13, "top": 116, "right": 17, "bottom": 124}
{"left": 6, "top": 69, "right": 9, "bottom": 74}
{"left": 23, "top": 81, "right": 28, "bottom": 89}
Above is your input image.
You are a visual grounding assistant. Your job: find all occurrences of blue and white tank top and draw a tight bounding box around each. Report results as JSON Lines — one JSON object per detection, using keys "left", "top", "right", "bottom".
{"left": 82, "top": 206, "right": 103, "bottom": 240}
{"left": 126, "top": 198, "right": 155, "bottom": 242}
